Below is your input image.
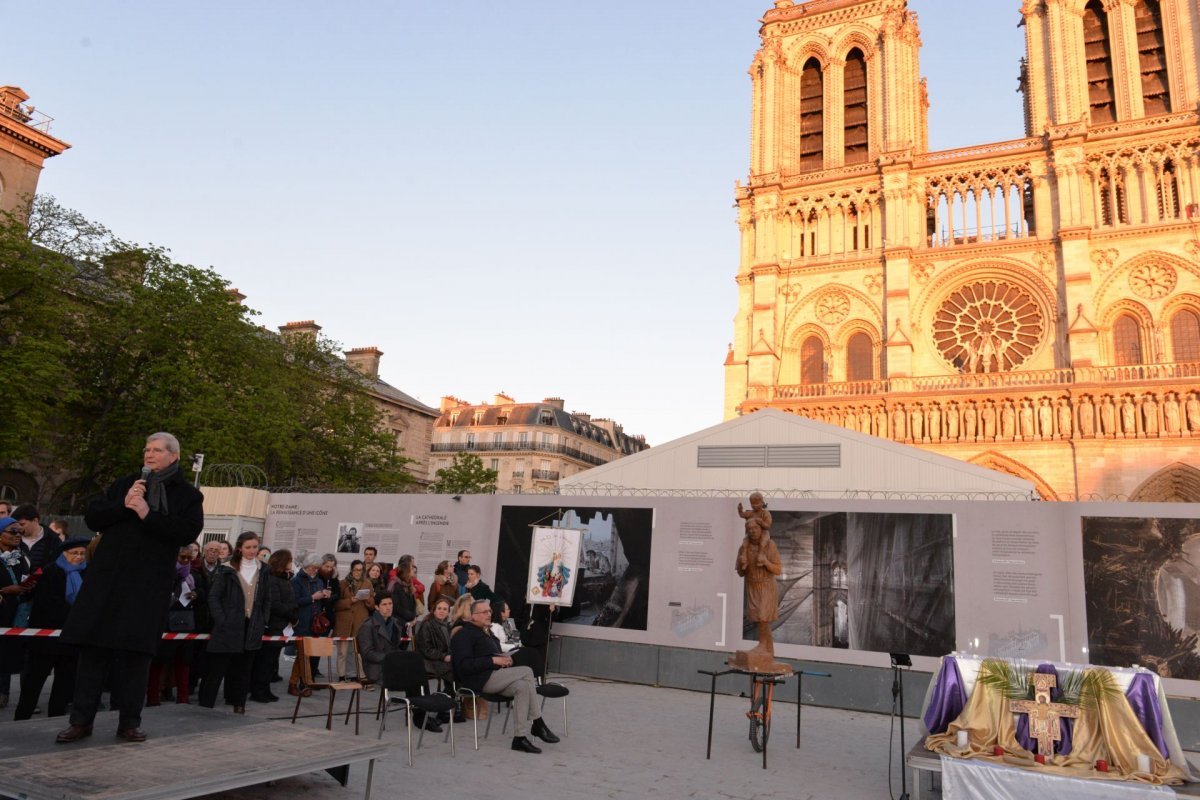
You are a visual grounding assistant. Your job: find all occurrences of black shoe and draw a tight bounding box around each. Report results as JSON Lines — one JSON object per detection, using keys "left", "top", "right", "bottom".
{"left": 437, "top": 710, "right": 451, "bottom": 724}
{"left": 453, "top": 711, "right": 466, "bottom": 724}
{"left": 270, "top": 675, "right": 283, "bottom": 682}
{"left": 265, "top": 692, "right": 281, "bottom": 702}
{"left": 421, "top": 718, "right": 443, "bottom": 733}
{"left": 55, "top": 724, "right": 93, "bottom": 744}
{"left": 249, "top": 694, "right": 273, "bottom": 704}
{"left": 116, "top": 727, "right": 148, "bottom": 743}
{"left": 531, "top": 718, "right": 560, "bottom": 744}
{"left": 511, "top": 736, "right": 542, "bottom": 754}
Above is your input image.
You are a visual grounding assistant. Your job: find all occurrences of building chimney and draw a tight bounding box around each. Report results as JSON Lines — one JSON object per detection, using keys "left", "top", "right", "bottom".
{"left": 279, "top": 320, "right": 322, "bottom": 341}
{"left": 543, "top": 397, "right": 565, "bottom": 410}
{"left": 493, "top": 392, "right": 514, "bottom": 405}
{"left": 344, "top": 346, "right": 383, "bottom": 380}
{"left": 102, "top": 249, "right": 149, "bottom": 284}
{"left": 0, "top": 86, "right": 31, "bottom": 123}
{"left": 227, "top": 287, "right": 246, "bottom": 304}
{"left": 440, "top": 395, "right": 470, "bottom": 413}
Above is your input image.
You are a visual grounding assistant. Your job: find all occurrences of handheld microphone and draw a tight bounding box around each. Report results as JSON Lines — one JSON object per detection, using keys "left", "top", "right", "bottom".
{"left": 141, "top": 467, "right": 152, "bottom": 483}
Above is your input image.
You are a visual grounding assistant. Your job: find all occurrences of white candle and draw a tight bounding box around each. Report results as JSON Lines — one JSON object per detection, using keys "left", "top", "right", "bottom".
{"left": 1137, "top": 754, "right": 1151, "bottom": 773}
{"left": 956, "top": 730, "right": 969, "bottom": 749}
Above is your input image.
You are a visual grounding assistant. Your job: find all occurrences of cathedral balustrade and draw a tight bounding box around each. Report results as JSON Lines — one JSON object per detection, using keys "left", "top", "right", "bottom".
{"left": 1084, "top": 134, "right": 1199, "bottom": 229}
{"left": 917, "top": 160, "right": 1035, "bottom": 250}
{"left": 744, "top": 363, "right": 1200, "bottom": 444}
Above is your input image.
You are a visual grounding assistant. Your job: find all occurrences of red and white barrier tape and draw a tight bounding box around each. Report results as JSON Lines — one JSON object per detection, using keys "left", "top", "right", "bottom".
{"left": 0, "top": 628, "right": 360, "bottom": 642}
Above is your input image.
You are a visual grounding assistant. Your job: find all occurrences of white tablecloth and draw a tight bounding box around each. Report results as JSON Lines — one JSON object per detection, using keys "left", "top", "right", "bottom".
{"left": 942, "top": 756, "right": 1176, "bottom": 800}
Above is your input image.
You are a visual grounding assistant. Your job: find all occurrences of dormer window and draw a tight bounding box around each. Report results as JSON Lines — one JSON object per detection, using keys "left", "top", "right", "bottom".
{"left": 539, "top": 409, "right": 554, "bottom": 425}
{"left": 449, "top": 412, "right": 460, "bottom": 425}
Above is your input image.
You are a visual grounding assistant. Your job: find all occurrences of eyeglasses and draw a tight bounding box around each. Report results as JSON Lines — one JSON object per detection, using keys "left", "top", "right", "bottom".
{"left": 473, "top": 609, "right": 492, "bottom": 616}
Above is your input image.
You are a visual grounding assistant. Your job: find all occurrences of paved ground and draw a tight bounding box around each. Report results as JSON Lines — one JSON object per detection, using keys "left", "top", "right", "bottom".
{"left": 4, "top": 671, "right": 926, "bottom": 800}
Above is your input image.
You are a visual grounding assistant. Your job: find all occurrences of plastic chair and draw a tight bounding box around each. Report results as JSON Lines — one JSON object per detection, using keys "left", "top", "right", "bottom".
{"left": 290, "top": 637, "right": 364, "bottom": 733}
{"left": 378, "top": 651, "right": 458, "bottom": 766}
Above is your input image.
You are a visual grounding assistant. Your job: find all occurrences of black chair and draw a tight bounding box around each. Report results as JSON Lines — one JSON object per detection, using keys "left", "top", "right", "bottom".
{"left": 536, "top": 678, "right": 569, "bottom": 735}
{"left": 378, "top": 651, "right": 458, "bottom": 766}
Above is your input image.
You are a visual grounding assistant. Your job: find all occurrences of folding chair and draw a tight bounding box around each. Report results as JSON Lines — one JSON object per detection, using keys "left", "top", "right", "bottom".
{"left": 378, "top": 651, "right": 458, "bottom": 766}
{"left": 290, "top": 636, "right": 365, "bottom": 733}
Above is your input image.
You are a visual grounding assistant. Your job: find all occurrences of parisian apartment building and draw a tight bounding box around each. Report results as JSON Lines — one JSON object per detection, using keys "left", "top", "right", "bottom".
{"left": 431, "top": 394, "right": 649, "bottom": 492}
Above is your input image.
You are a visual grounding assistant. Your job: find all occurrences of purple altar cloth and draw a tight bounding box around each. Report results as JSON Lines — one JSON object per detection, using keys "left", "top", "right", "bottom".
{"left": 923, "top": 657, "right": 1166, "bottom": 758}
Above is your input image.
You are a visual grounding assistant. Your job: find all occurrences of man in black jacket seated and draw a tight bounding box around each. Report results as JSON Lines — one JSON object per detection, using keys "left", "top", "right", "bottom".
{"left": 358, "top": 594, "right": 441, "bottom": 732}
{"left": 450, "top": 599, "right": 558, "bottom": 753}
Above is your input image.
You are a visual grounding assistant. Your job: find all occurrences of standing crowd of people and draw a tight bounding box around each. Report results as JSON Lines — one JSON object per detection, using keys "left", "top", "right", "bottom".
{"left": 2, "top": 435, "right": 560, "bottom": 754}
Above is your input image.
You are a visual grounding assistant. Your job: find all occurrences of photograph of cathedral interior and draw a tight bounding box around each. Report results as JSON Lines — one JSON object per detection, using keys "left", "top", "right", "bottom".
{"left": 751, "top": 510, "right": 955, "bottom": 657}
{"left": 1084, "top": 515, "right": 1200, "bottom": 679}
{"left": 723, "top": 0, "right": 1200, "bottom": 502}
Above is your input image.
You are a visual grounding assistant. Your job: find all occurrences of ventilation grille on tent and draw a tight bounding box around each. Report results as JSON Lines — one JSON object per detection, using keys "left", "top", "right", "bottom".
{"left": 696, "top": 444, "right": 840, "bottom": 469}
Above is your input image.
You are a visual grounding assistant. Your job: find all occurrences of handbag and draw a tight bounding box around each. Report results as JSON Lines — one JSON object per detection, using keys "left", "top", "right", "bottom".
{"left": 311, "top": 611, "right": 331, "bottom": 636}
{"left": 167, "top": 608, "right": 195, "bottom": 633}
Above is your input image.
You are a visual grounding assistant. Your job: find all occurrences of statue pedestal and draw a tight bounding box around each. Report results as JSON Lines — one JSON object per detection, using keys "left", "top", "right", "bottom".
{"left": 728, "top": 648, "right": 793, "bottom": 675}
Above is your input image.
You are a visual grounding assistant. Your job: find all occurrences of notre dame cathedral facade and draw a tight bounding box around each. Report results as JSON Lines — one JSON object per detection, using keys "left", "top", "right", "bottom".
{"left": 723, "top": 0, "right": 1200, "bottom": 500}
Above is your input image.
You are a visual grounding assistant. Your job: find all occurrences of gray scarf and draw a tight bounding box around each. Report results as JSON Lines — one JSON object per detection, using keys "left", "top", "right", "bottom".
{"left": 145, "top": 461, "right": 180, "bottom": 514}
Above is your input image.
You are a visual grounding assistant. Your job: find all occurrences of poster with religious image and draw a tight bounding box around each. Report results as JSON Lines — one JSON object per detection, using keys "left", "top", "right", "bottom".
{"left": 526, "top": 525, "right": 583, "bottom": 606}
{"left": 1083, "top": 515, "right": 1200, "bottom": 679}
{"left": 495, "top": 505, "right": 654, "bottom": 630}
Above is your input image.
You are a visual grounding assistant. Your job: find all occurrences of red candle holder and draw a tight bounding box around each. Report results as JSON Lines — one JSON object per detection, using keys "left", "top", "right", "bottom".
{"left": 1096, "top": 759, "right": 1109, "bottom": 772}
{"left": 992, "top": 745, "right": 1004, "bottom": 756}
{"left": 1035, "top": 754, "right": 1046, "bottom": 764}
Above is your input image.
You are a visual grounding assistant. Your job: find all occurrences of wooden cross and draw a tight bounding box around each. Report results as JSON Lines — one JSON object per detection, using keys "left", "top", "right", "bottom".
{"left": 1010, "top": 673, "right": 1079, "bottom": 757}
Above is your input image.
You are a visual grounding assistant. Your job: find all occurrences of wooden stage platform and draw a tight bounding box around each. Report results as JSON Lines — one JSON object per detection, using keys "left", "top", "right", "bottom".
{"left": 0, "top": 705, "right": 388, "bottom": 800}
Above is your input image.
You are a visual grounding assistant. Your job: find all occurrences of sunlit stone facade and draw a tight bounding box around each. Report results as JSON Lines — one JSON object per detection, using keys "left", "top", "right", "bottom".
{"left": 724, "top": 0, "right": 1200, "bottom": 500}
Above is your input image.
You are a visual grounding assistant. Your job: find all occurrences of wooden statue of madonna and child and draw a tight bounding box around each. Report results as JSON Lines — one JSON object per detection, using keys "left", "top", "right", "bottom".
{"left": 729, "top": 493, "right": 792, "bottom": 675}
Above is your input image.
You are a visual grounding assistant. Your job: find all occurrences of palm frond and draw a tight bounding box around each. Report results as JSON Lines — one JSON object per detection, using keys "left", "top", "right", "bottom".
{"left": 974, "top": 658, "right": 1032, "bottom": 701}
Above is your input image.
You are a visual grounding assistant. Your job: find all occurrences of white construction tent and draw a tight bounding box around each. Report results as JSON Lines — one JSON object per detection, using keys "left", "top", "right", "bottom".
{"left": 560, "top": 408, "right": 1035, "bottom": 498}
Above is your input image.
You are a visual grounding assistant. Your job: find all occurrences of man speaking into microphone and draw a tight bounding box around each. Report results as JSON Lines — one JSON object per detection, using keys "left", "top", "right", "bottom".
{"left": 56, "top": 432, "right": 204, "bottom": 744}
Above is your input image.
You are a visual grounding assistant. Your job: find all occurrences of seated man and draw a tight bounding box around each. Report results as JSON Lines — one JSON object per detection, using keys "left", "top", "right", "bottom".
{"left": 357, "top": 594, "right": 440, "bottom": 732}
{"left": 450, "top": 599, "right": 558, "bottom": 753}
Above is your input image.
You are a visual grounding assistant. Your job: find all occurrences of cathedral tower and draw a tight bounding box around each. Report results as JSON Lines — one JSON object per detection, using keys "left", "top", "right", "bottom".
{"left": 724, "top": 0, "right": 1200, "bottom": 501}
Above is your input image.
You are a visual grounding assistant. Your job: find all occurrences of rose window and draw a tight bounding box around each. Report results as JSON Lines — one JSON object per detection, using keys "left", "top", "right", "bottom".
{"left": 1128, "top": 263, "right": 1177, "bottom": 300}
{"left": 932, "top": 280, "right": 1045, "bottom": 373}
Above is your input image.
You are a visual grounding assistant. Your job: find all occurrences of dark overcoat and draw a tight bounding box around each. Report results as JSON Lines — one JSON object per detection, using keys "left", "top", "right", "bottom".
{"left": 0, "top": 548, "right": 30, "bottom": 672}
{"left": 265, "top": 573, "right": 298, "bottom": 636}
{"left": 62, "top": 470, "right": 204, "bottom": 655}
{"left": 28, "top": 559, "right": 83, "bottom": 658}
{"left": 206, "top": 561, "right": 268, "bottom": 653}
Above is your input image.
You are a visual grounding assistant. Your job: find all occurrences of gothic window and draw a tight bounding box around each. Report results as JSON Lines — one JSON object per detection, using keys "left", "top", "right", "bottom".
{"left": 846, "top": 332, "right": 874, "bottom": 381}
{"left": 800, "top": 335, "right": 826, "bottom": 384}
{"left": 1135, "top": 0, "right": 1171, "bottom": 116}
{"left": 799, "top": 58, "right": 824, "bottom": 172}
{"left": 1097, "top": 169, "right": 1113, "bottom": 225}
{"left": 843, "top": 49, "right": 868, "bottom": 165}
{"left": 1112, "top": 314, "right": 1145, "bottom": 365}
{"left": 1084, "top": 1, "right": 1116, "bottom": 124}
{"left": 1171, "top": 309, "right": 1200, "bottom": 362}
{"left": 932, "top": 280, "right": 1046, "bottom": 373}
{"left": 1158, "top": 160, "right": 1180, "bottom": 219}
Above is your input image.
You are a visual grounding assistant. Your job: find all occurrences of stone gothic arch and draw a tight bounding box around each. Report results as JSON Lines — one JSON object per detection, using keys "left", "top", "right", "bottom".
{"left": 1130, "top": 462, "right": 1200, "bottom": 502}
{"left": 967, "top": 451, "right": 1057, "bottom": 500}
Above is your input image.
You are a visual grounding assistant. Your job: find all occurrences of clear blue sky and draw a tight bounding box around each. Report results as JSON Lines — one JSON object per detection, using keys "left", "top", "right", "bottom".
{"left": 8, "top": 1, "right": 1026, "bottom": 447}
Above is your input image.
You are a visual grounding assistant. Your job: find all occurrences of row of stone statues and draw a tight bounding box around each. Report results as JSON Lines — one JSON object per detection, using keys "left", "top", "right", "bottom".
{"left": 791, "top": 390, "right": 1200, "bottom": 442}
